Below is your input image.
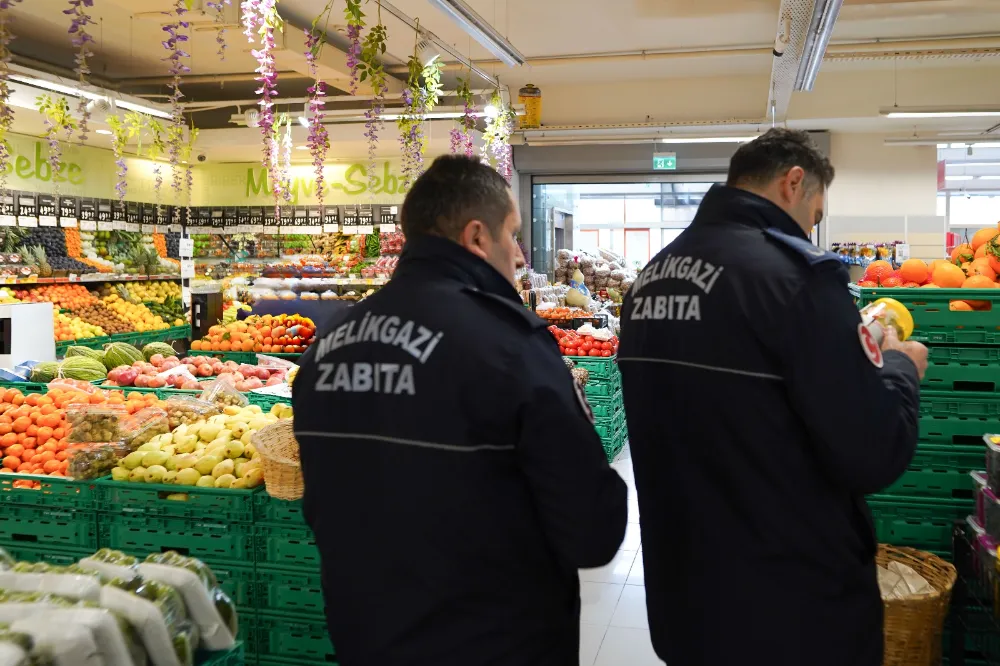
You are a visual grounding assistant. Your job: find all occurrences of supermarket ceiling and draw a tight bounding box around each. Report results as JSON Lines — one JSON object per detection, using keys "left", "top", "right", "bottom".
{"left": 5, "top": 0, "right": 1000, "bottom": 160}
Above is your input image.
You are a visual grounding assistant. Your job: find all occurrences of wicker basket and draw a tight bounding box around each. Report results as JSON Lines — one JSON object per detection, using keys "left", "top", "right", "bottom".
{"left": 879, "top": 544, "right": 957, "bottom": 666}
{"left": 251, "top": 419, "right": 303, "bottom": 501}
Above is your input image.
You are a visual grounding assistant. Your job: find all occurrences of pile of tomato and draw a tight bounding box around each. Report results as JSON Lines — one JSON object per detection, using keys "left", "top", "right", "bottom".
{"left": 548, "top": 326, "right": 618, "bottom": 357}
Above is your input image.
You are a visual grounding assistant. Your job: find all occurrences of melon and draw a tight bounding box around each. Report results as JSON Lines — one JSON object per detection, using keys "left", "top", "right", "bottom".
{"left": 142, "top": 342, "right": 177, "bottom": 362}
{"left": 60, "top": 356, "right": 107, "bottom": 381}
{"left": 64, "top": 346, "right": 106, "bottom": 365}
{"left": 103, "top": 342, "right": 144, "bottom": 370}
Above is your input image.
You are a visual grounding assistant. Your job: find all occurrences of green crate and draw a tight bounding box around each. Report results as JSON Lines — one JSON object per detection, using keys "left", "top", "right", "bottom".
{"left": 208, "top": 352, "right": 257, "bottom": 364}
{"left": 164, "top": 324, "right": 192, "bottom": 341}
{"left": 593, "top": 410, "right": 626, "bottom": 440}
{"left": 882, "top": 444, "right": 984, "bottom": 500}
{"left": 0, "top": 505, "right": 98, "bottom": 550}
{"left": 254, "top": 566, "right": 326, "bottom": 618}
{"left": 567, "top": 356, "right": 619, "bottom": 380}
{"left": 867, "top": 495, "right": 971, "bottom": 552}
{"left": 0, "top": 544, "right": 91, "bottom": 567}
{"left": 246, "top": 392, "right": 292, "bottom": 412}
{"left": 254, "top": 495, "right": 306, "bottom": 526}
{"left": 0, "top": 381, "right": 52, "bottom": 393}
{"left": 851, "top": 285, "right": 1000, "bottom": 345}
{"left": 98, "top": 513, "right": 255, "bottom": 562}
{"left": 208, "top": 561, "right": 256, "bottom": 609}
{"left": 921, "top": 391, "right": 1000, "bottom": 419}
{"left": 925, "top": 347, "right": 1000, "bottom": 393}
{"left": 94, "top": 478, "right": 262, "bottom": 523}
{"left": 585, "top": 379, "right": 621, "bottom": 398}
{"left": 0, "top": 474, "right": 97, "bottom": 510}
{"left": 65, "top": 336, "right": 112, "bottom": 351}
{"left": 254, "top": 525, "right": 320, "bottom": 570}
{"left": 256, "top": 612, "right": 336, "bottom": 665}
{"left": 920, "top": 413, "right": 1000, "bottom": 446}
{"left": 588, "top": 391, "right": 623, "bottom": 419}
{"left": 196, "top": 642, "right": 245, "bottom": 666}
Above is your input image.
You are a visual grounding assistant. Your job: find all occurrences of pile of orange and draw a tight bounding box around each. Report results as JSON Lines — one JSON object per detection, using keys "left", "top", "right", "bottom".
{"left": 14, "top": 284, "right": 97, "bottom": 310}
{"left": 190, "top": 314, "right": 316, "bottom": 354}
{"left": 857, "top": 223, "right": 1000, "bottom": 311}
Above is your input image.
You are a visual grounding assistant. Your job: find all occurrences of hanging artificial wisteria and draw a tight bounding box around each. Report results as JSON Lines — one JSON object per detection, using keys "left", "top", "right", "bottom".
{"left": 64, "top": 0, "right": 94, "bottom": 141}
{"left": 481, "top": 89, "right": 515, "bottom": 183}
{"left": 183, "top": 127, "right": 199, "bottom": 225}
{"left": 397, "top": 32, "right": 443, "bottom": 190}
{"left": 451, "top": 77, "right": 476, "bottom": 158}
{"left": 357, "top": 3, "right": 387, "bottom": 199}
{"left": 164, "top": 0, "right": 191, "bottom": 219}
{"left": 305, "top": 7, "right": 331, "bottom": 209}
{"left": 106, "top": 111, "right": 141, "bottom": 204}
{"left": 243, "top": 0, "right": 282, "bottom": 218}
{"left": 147, "top": 119, "right": 166, "bottom": 210}
{"left": 344, "top": 0, "right": 364, "bottom": 95}
{"left": 205, "top": 0, "right": 231, "bottom": 60}
{"left": 0, "top": 0, "right": 21, "bottom": 192}
{"left": 280, "top": 113, "right": 293, "bottom": 203}
{"left": 35, "top": 95, "right": 77, "bottom": 194}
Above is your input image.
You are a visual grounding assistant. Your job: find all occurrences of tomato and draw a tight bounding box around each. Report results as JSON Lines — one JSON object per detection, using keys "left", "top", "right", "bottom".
{"left": 601, "top": 350, "right": 612, "bottom": 357}
{"left": 580, "top": 342, "right": 593, "bottom": 353}
{"left": 601, "top": 342, "right": 613, "bottom": 351}
{"left": 564, "top": 338, "right": 580, "bottom": 348}
{"left": 590, "top": 349, "right": 602, "bottom": 357}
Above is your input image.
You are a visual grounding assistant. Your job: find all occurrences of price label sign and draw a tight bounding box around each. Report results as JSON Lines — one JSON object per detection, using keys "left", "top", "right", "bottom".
{"left": 17, "top": 216, "right": 37, "bottom": 228}
{"left": 17, "top": 193, "right": 36, "bottom": 219}
{"left": 126, "top": 202, "right": 140, "bottom": 224}
{"left": 39, "top": 215, "right": 58, "bottom": 227}
{"left": 141, "top": 224, "right": 155, "bottom": 234}
{"left": 79, "top": 220, "right": 97, "bottom": 231}
{"left": 97, "top": 220, "right": 114, "bottom": 231}
{"left": 60, "top": 217, "right": 78, "bottom": 228}
{"left": 0, "top": 215, "right": 15, "bottom": 227}
{"left": 0, "top": 193, "right": 15, "bottom": 217}
{"left": 37, "top": 194, "right": 57, "bottom": 218}
{"left": 59, "top": 195, "right": 78, "bottom": 222}
{"left": 180, "top": 259, "right": 195, "bottom": 279}
{"left": 78, "top": 199, "right": 96, "bottom": 222}
{"left": 141, "top": 203, "right": 156, "bottom": 225}
{"left": 112, "top": 201, "right": 127, "bottom": 222}
{"left": 323, "top": 207, "right": 339, "bottom": 233}
{"left": 96, "top": 200, "right": 112, "bottom": 222}
{"left": 179, "top": 238, "right": 194, "bottom": 258}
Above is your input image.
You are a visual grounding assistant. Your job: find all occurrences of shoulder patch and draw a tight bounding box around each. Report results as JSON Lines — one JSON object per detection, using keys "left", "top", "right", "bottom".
{"left": 764, "top": 228, "right": 841, "bottom": 267}
{"left": 462, "top": 286, "right": 548, "bottom": 330}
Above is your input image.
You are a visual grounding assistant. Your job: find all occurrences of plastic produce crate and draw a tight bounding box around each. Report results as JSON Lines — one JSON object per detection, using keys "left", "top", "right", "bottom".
{"left": 587, "top": 391, "right": 623, "bottom": 419}
{"left": 209, "top": 561, "right": 256, "bottom": 610}
{"left": 0, "top": 505, "right": 98, "bottom": 550}
{"left": 0, "top": 543, "right": 91, "bottom": 567}
{"left": 920, "top": 413, "right": 1000, "bottom": 446}
{"left": 246, "top": 392, "right": 292, "bottom": 412}
{"left": 925, "top": 346, "right": 1000, "bottom": 393}
{"left": 584, "top": 377, "right": 621, "bottom": 398}
{"left": 98, "top": 513, "right": 255, "bottom": 563}
{"left": 254, "top": 495, "right": 306, "bottom": 526}
{"left": 921, "top": 391, "right": 1000, "bottom": 419}
{"left": 851, "top": 285, "right": 1000, "bottom": 345}
{"left": 95, "top": 478, "right": 262, "bottom": 523}
{"left": 0, "top": 474, "right": 97, "bottom": 510}
{"left": 254, "top": 524, "right": 320, "bottom": 569}
{"left": 254, "top": 566, "right": 326, "bottom": 618}
{"left": 882, "top": 444, "right": 984, "bottom": 500}
{"left": 867, "top": 495, "right": 972, "bottom": 553}
{"left": 256, "top": 612, "right": 336, "bottom": 665}
{"left": 567, "top": 356, "right": 619, "bottom": 380}
{"left": 196, "top": 642, "right": 245, "bottom": 666}
{"left": 593, "top": 410, "right": 626, "bottom": 440}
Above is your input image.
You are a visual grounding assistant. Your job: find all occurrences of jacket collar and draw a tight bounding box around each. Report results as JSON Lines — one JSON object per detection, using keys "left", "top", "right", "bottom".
{"left": 692, "top": 184, "right": 808, "bottom": 240}
{"left": 394, "top": 234, "right": 522, "bottom": 304}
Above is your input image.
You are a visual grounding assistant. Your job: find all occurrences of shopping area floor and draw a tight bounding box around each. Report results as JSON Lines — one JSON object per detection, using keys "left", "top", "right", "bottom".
{"left": 580, "top": 446, "right": 665, "bottom": 666}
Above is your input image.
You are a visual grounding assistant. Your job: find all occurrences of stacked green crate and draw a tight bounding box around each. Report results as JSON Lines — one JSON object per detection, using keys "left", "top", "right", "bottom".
{"left": 0, "top": 475, "right": 99, "bottom": 563}
{"left": 854, "top": 285, "right": 1000, "bottom": 557}
{"left": 93, "top": 479, "right": 261, "bottom": 662}
{"left": 252, "top": 494, "right": 337, "bottom": 666}
{"left": 571, "top": 356, "right": 628, "bottom": 461}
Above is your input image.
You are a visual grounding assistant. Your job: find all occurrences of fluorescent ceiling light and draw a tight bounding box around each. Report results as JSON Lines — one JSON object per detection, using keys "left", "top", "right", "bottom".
{"left": 882, "top": 106, "right": 1000, "bottom": 119}
{"left": 945, "top": 162, "right": 1000, "bottom": 168}
{"left": 298, "top": 116, "right": 309, "bottom": 128}
{"left": 661, "top": 136, "right": 758, "bottom": 144}
{"left": 977, "top": 175, "right": 1000, "bottom": 180}
{"left": 10, "top": 74, "right": 172, "bottom": 119}
{"left": 946, "top": 175, "right": 975, "bottom": 181}
{"left": 794, "top": 0, "right": 843, "bottom": 92}
{"left": 295, "top": 145, "right": 308, "bottom": 150}
{"left": 426, "top": 0, "right": 526, "bottom": 67}
{"left": 95, "top": 129, "right": 112, "bottom": 135}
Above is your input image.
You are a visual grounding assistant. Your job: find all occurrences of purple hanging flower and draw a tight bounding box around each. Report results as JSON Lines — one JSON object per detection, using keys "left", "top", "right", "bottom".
{"left": 0, "top": 0, "right": 21, "bottom": 192}
{"left": 64, "top": 0, "right": 94, "bottom": 141}
{"left": 344, "top": 0, "right": 364, "bottom": 95}
{"left": 244, "top": 0, "right": 282, "bottom": 217}
{"left": 205, "top": 0, "right": 231, "bottom": 60}
{"left": 305, "top": 25, "right": 329, "bottom": 209}
{"left": 241, "top": 0, "right": 260, "bottom": 42}
{"left": 163, "top": 0, "right": 191, "bottom": 222}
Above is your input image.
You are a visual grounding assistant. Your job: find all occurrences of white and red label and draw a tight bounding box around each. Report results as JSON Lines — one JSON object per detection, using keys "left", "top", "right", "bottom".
{"left": 858, "top": 323, "right": 884, "bottom": 368}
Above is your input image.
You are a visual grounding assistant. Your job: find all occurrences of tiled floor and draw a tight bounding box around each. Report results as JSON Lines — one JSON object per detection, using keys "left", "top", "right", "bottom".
{"left": 579, "top": 448, "right": 666, "bottom": 666}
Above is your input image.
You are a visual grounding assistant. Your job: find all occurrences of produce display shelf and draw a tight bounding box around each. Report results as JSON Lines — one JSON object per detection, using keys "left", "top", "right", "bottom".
{"left": 0, "top": 474, "right": 97, "bottom": 510}
{"left": 246, "top": 391, "right": 294, "bottom": 411}
{"left": 254, "top": 566, "right": 325, "bottom": 619}
{"left": 867, "top": 495, "right": 972, "bottom": 554}
{"left": 0, "top": 543, "right": 91, "bottom": 567}
{"left": 56, "top": 336, "right": 112, "bottom": 352}
{"left": 882, "top": 444, "right": 984, "bottom": 501}
{"left": 98, "top": 513, "right": 255, "bottom": 563}
{"left": 254, "top": 524, "right": 320, "bottom": 570}
{"left": 254, "top": 495, "right": 306, "bottom": 526}
{"left": 255, "top": 612, "right": 336, "bottom": 665}
{"left": 850, "top": 285, "right": 1000, "bottom": 345}
{"left": 94, "top": 477, "right": 263, "bottom": 523}
{"left": 0, "top": 275, "right": 182, "bottom": 286}
{"left": 925, "top": 346, "right": 1000, "bottom": 393}
{"left": 0, "top": 505, "right": 99, "bottom": 550}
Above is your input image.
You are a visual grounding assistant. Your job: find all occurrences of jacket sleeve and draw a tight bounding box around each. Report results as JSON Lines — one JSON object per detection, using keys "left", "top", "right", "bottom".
{"left": 779, "top": 269, "right": 921, "bottom": 495}
{"left": 515, "top": 334, "right": 628, "bottom": 569}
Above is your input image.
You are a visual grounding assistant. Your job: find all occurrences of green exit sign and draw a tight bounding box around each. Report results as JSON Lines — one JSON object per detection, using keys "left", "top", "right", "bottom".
{"left": 653, "top": 153, "right": 677, "bottom": 170}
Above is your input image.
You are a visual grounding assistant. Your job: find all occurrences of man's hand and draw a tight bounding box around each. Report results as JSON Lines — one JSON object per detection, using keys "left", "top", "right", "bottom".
{"left": 881, "top": 325, "right": 928, "bottom": 380}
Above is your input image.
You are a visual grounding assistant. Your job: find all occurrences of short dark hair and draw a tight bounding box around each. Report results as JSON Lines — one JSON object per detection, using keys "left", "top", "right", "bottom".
{"left": 400, "top": 155, "right": 513, "bottom": 241}
{"left": 727, "top": 128, "right": 835, "bottom": 192}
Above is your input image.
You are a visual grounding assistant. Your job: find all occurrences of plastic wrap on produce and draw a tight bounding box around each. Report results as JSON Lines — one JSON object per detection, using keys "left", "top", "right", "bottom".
{"left": 7, "top": 620, "right": 100, "bottom": 666}
{"left": 22, "top": 608, "right": 135, "bottom": 666}
{"left": 0, "top": 572, "right": 102, "bottom": 603}
{"left": 0, "top": 641, "right": 27, "bottom": 666}
{"left": 137, "top": 563, "right": 235, "bottom": 651}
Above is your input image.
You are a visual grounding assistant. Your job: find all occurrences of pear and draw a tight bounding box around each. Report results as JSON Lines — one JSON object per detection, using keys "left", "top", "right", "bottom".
{"left": 141, "top": 451, "right": 169, "bottom": 468}
{"left": 173, "top": 424, "right": 189, "bottom": 438}
{"left": 162, "top": 470, "right": 178, "bottom": 485}
{"left": 173, "top": 454, "right": 197, "bottom": 471}
{"left": 137, "top": 442, "right": 162, "bottom": 453}
{"left": 129, "top": 466, "right": 148, "bottom": 483}
{"left": 214, "top": 474, "right": 236, "bottom": 489}
{"left": 162, "top": 445, "right": 177, "bottom": 457}
{"left": 175, "top": 468, "right": 200, "bottom": 486}
{"left": 223, "top": 405, "right": 242, "bottom": 416}
{"left": 157, "top": 433, "right": 174, "bottom": 445}
{"left": 215, "top": 429, "right": 233, "bottom": 443}
{"left": 164, "top": 456, "right": 178, "bottom": 472}
{"left": 212, "top": 458, "right": 235, "bottom": 479}
{"left": 165, "top": 493, "right": 189, "bottom": 501}
{"left": 194, "top": 455, "right": 222, "bottom": 476}
{"left": 174, "top": 434, "right": 198, "bottom": 453}
{"left": 243, "top": 444, "right": 257, "bottom": 458}
{"left": 122, "top": 451, "right": 145, "bottom": 471}
{"left": 228, "top": 422, "right": 249, "bottom": 439}
{"left": 111, "top": 467, "right": 129, "bottom": 482}
{"left": 145, "top": 465, "right": 167, "bottom": 483}
{"left": 244, "top": 468, "right": 265, "bottom": 488}
{"left": 231, "top": 478, "right": 247, "bottom": 489}
{"left": 186, "top": 423, "right": 202, "bottom": 438}
{"left": 247, "top": 405, "right": 262, "bottom": 414}
{"left": 196, "top": 475, "right": 215, "bottom": 488}
{"left": 225, "top": 441, "right": 245, "bottom": 460}
{"left": 199, "top": 423, "right": 223, "bottom": 443}
{"left": 205, "top": 444, "right": 227, "bottom": 459}
{"left": 208, "top": 414, "right": 229, "bottom": 426}
{"left": 248, "top": 417, "right": 270, "bottom": 431}
{"left": 240, "top": 431, "right": 253, "bottom": 446}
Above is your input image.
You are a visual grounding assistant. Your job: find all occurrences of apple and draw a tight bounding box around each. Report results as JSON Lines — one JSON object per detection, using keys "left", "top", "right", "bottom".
{"left": 147, "top": 376, "right": 167, "bottom": 389}
{"left": 150, "top": 354, "right": 165, "bottom": 366}
{"left": 118, "top": 368, "right": 139, "bottom": 386}
{"left": 197, "top": 364, "right": 214, "bottom": 377}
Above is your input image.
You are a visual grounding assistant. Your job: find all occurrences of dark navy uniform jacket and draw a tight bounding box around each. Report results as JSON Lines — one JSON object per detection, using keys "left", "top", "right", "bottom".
{"left": 618, "top": 185, "right": 920, "bottom": 666}
{"left": 292, "top": 234, "right": 627, "bottom": 666}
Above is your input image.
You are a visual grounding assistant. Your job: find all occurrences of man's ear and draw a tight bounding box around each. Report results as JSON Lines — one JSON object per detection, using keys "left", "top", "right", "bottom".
{"left": 780, "top": 166, "right": 806, "bottom": 203}
{"left": 458, "top": 220, "right": 490, "bottom": 261}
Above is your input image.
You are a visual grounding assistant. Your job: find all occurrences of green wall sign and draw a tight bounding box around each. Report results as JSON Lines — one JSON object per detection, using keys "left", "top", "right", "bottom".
{"left": 653, "top": 153, "right": 677, "bottom": 171}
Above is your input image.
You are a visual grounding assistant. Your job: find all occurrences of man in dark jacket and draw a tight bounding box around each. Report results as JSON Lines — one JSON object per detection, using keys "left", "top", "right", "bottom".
{"left": 293, "top": 155, "right": 627, "bottom": 666}
{"left": 619, "top": 128, "right": 927, "bottom": 666}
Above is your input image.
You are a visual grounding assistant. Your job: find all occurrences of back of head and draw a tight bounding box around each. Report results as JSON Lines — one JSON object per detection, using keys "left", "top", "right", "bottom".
{"left": 727, "top": 128, "right": 834, "bottom": 193}
{"left": 401, "top": 155, "right": 513, "bottom": 242}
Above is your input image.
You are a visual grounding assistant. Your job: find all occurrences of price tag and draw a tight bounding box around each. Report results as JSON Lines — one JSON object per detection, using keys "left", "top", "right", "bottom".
{"left": 17, "top": 216, "right": 37, "bottom": 228}
{"left": 342, "top": 226, "right": 358, "bottom": 235}
{"left": 181, "top": 286, "right": 191, "bottom": 308}
{"left": 113, "top": 220, "right": 127, "bottom": 231}
{"left": 357, "top": 225, "right": 374, "bottom": 235}
{"left": 97, "top": 220, "right": 114, "bottom": 231}
{"left": 68, "top": 273, "right": 77, "bottom": 281}
{"left": 323, "top": 224, "right": 339, "bottom": 233}
{"left": 126, "top": 223, "right": 140, "bottom": 232}
{"left": 60, "top": 217, "right": 78, "bottom": 228}
{"left": 379, "top": 223, "right": 396, "bottom": 233}
{"left": 170, "top": 224, "right": 182, "bottom": 233}
{"left": 179, "top": 238, "right": 194, "bottom": 258}
{"left": 301, "top": 225, "right": 322, "bottom": 235}
{"left": 39, "top": 216, "right": 57, "bottom": 227}
{"left": 180, "top": 259, "right": 195, "bottom": 279}
{"left": 141, "top": 224, "right": 155, "bottom": 234}
{"left": 79, "top": 220, "right": 96, "bottom": 231}
{"left": 0, "top": 215, "right": 14, "bottom": 227}
{"left": 348, "top": 273, "right": 359, "bottom": 281}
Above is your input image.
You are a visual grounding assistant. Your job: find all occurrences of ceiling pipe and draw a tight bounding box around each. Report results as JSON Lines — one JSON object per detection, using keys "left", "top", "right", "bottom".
{"left": 179, "top": 89, "right": 496, "bottom": 111}
{"left": 117, "top": 72, "right": 311, "bottom": 86}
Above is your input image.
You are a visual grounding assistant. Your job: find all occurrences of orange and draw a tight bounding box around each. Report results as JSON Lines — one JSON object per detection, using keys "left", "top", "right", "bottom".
{"left": 952, "top": 244, "right": 975, "bottom": 265}
{"left": 922, "top": 283, "right": 941, "bottom": 288}
{"left": 950, "top": 300, "right": 974, "bottom": 311}
{"left": 963, "top": 275, "right": 996, "bottom": 289}
{"left": 972, "top": 227, "right": 1000, "bottom": 251}
{"left": 898, "top": 259, "right": 929, "bottom": 285}
{"left": 968, "top": 259, "right": 997, "bottom": 282}
{"left": 11, "top": 417, "right": 30, "bottom": 434}
{"left": 191, "top": 340, "right": 203, "bottom": 351}
{"left": 932, "top": 262, "right": 966, "bottom": 288}
{"left": 2, "top": 456, "right": 18, "bottom": 470}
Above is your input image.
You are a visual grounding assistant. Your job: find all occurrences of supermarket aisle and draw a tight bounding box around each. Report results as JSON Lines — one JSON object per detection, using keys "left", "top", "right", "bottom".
{"left": 579, "top": 447, "right": 666, "bottom": 666}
